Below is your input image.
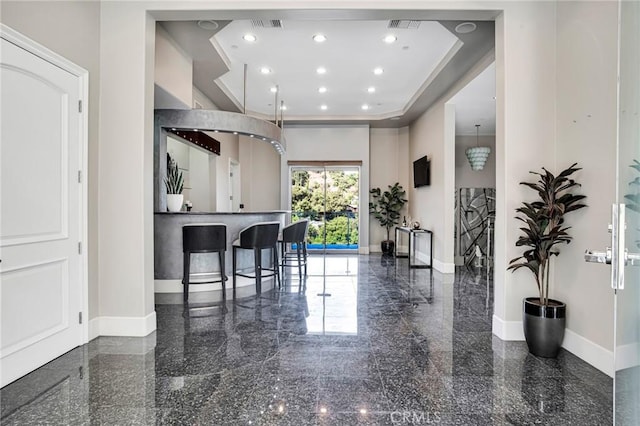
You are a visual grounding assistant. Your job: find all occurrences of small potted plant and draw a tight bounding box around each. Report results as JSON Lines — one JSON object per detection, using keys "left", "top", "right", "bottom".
{"left": 369, "top": 183, "right": 408, "bottom": 255}
{"left": 507, "top": 163, "right": 587, "bottom": 357}
{"left": 165, "top": 154, "right": 184, "bottom": 212}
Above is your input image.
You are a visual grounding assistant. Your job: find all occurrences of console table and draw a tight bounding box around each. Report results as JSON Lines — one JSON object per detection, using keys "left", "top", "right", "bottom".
{"left": 394, "top": 227, "right": 433, "bottom": 268}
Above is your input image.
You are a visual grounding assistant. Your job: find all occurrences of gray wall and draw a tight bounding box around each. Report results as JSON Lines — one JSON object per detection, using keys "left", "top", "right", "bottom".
{"left": 455, "top": 135, "right": 496, "bottom": 189}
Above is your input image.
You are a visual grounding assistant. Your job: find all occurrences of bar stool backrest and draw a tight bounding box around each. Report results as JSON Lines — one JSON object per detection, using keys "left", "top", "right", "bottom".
{"left": 239, "top": 222, "right": 280, "bottom": 249}
{"left": 282, "top": 220, "right": 309, "bottom": 243}
{"left": 183, "top": 223, "right": 227, "bottom": 253}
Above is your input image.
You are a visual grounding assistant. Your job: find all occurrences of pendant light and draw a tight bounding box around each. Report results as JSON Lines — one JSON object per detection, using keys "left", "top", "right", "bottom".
{"left": 465, "top": 124, "right": 490, "bottom": 171}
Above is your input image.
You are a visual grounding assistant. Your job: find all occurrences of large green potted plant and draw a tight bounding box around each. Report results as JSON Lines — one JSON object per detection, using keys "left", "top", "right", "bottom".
{"left": 369, "top": 183, "right": 407, "bottom": 255}
{"left": 165, "top": 153, "right": 184, "bottom": 212}
{"left": 507, "top": 163, "right": 587, "bottom": 357}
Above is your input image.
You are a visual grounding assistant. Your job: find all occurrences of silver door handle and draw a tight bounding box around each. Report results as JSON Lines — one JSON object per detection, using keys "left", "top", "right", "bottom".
{"left": 584, "top": 248, "right": 640, "bottom": 266}
{"left": 585, "top": 204, "right": 639, "bottom": 289}
{"left": 585, "top": 249, "right": 612, "bottom": 264}
{"left": 625, "top": 250, "right": 640, "bottom": 266}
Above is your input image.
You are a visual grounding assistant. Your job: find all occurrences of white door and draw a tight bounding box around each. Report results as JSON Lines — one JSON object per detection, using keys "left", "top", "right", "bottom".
{"left": 229, "top": 160, "right": 241, "bottom": 211}
{"left": 1, "top": 34, "right": 85, "bottom": 387}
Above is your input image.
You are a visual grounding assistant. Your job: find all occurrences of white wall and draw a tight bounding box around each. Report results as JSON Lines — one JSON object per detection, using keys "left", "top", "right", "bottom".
{"left": 1, "top": 1, "right": 102, "bottom": 320}
{"left": 553, "top": 1, "right": 618, "bottom": 356}
{"left": 409, "top": 101, "right": 446, "bottom": 271}
{"left": 97, "top": 2, "right": 156, "bottom": 334}
{"left": 193, "top": 86, "right": 219, "bottom": 110}
{"left": 281, "top": 125, "right": 371, "bottom": 252}
{"left": 455, "top": 135, "right": 496, "bottom": 189}
{"left": 240, "top": 136, "right": 281, "bottom": 211}
{"left": 492, "top": 3, "right": 558, "bottom": 340}
{"left": 188, "top": 146, "right": 211, "bottom": 211}
{"left": 212, "top": 132, "right": 240, "bottom": 211}
{"left": 154, "top": 25, "right": 192, "bottom": 107}
{"left": 369, "top": 128, "right": 410, "bottom": 250}
{"left": 408, "top": 57, "right": 493, "bottom": 273}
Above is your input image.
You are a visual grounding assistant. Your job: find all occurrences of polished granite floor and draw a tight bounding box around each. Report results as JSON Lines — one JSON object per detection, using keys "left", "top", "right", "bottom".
{"left": 1, "top": 255, "right": 613, "bottom": 425}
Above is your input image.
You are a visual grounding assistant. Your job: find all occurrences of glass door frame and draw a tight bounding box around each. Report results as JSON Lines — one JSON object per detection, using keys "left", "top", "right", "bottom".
{"left": 613, "top": 1, "right": 640, "bottom": 423}
{"left": 288, "top": 162, "right": 362, "bottom": 254}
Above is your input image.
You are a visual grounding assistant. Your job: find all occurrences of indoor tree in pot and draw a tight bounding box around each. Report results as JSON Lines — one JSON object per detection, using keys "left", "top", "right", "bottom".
{"left": 369, "top": 183, "right": 408, "bottom": 255}
{"left": 507, "top": 163, "right": 587, "bottom": 358}
{"left": 165, "top": 154, "right": 184, "bottom": 212}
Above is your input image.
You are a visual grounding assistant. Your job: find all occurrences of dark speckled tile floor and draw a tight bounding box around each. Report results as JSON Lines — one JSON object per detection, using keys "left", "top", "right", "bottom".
{"left": 1, "top": 255, "right": 613, "bottom": 425}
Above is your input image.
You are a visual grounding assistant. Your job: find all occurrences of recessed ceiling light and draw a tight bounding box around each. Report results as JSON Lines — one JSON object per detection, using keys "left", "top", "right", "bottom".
{"left": 214, "top": 130, "right": 219, "bottom": 133}
{"left": 197, "top": 20, "right": 219, "bottom": 30}
{"left": 320, "top": 104, "right": 328, "bottom": 110}
{"left": 233, "top": 131, "right": 238, "bottom": 135}
{"left": 455, "top": 22, "right": 477, "bottom": 34}
{"left": 260, "top": 67, "right": 272, "bottom": 74}
{"left": 361, "top": 104, "right": 370, "bottom": 110}
{"left": 373, "top": 67, "right": 384, "bottom": 75}
{"left": 193, "top": 128, "right": 198, "bottom": 131}
{"left": 316, "top": 67, "right": 327, "bottom": 75}
{"left": 250, "top": 134, "right": 254, "bottom": 138}
{"left": 270, "top": 87, "right": 278, "bottom": 93}
{"left": 367, "top": 87, "right": 376, "bottom": 93}
{"left": 383, "top": 35, "right": 397, "bottom": 44}
{"left": 318, "top": 86, "right": 327, "bottom": 93}
{"left": 281, "top": 105, "right": 288, "bottom": 111}
{"left": 262, "top": 137, "right": 266, "bottom": 140}
{"left": 243, "top": 33, "right": 257, "bottom": 42}
{"left": 171, "top": 128, "right": 176, "bottom": 131}
{"left": 313, "top": 34, "right": 327, "bottom": 43}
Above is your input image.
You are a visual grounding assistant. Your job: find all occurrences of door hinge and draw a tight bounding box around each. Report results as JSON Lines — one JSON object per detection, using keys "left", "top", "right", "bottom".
{"left": 78, "top": 100, "right": 82, "bottom": 113}
{"left": 78, "top": 170, "right": 82, "bottom": 183}
{"left": 78, "top": 312, "right": 83, "bottom": 324}
{"left": 230, "top": 196, "right": 233, "bottom": 200}
{"left": 230, "top": 172, "right": 233, "bottom": 177}
{"left": 78, "top": 242, "right": 82, "bottom": 254}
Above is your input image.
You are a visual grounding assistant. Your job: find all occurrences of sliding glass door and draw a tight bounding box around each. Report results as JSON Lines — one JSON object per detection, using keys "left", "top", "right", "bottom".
{"left": 290, "top": 165, "right": 359, "bottom": 252}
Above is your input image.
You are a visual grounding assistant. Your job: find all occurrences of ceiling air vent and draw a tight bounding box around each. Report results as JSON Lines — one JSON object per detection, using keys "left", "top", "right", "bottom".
{"left": 388, "top": 20, "right": 421, "bottom": 29}
{"left": 251, "top": 19, "right": 283, "bottom": 29}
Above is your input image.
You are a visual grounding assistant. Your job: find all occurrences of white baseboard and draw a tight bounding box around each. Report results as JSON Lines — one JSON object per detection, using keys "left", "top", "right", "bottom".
{"left": 89, "top": 317, "right": 100, "bottom": 340}
{"left": 617, "top": 342, "right": 640, "bottom": 372}
{"left": 492, "top": 315, "right": 615, "bottom": 377}
{"left": 492, "top": 315, "right": 525, "bottom": 341}
{"left": 91, "top": 312, "right": 157, "bottom": 337}
{"left": 359, "top": 246, "right": 369, "bottom": 254}
{"left": 562, "top": 328, "right": 613, "bottom": 377}
{"left": 155, "top": 276, "right": 259, "bottom": 294}
{"left": 155, "top": 279, "right": 221, "bottom": 294}
{"left": 432, "top": 258, "right": 455, "bottom": 274}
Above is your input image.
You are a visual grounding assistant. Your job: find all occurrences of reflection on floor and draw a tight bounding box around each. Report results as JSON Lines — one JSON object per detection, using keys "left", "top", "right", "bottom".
{"left": 1, "top": 255, "right": 613, "bottom": 425}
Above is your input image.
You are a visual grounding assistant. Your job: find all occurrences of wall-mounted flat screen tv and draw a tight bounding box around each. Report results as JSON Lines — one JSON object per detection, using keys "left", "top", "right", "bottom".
{"left": 413, "top": 155, "right": 431, "bottom": 188}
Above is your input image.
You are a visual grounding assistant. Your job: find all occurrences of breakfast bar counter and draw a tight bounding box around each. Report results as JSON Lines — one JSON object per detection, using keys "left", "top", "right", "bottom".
{"left": 154, "top": 211, "right": 288, "bottom": 293}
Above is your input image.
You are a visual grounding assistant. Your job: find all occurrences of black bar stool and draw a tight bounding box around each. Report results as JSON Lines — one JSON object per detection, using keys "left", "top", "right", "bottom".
{"left": 232, "top": 222, "right": 281, "bottom": 294}
{"left": 279, "top": 220, "right": 309, "bottom": 281}
{"left": 182, "top": 223, "right": 227, "bottom": 302}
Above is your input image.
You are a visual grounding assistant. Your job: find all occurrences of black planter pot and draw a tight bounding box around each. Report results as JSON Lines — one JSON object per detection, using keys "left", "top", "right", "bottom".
{"left": 381, "top": 240, "right": 395, "bottom": 255}
{"left": 523, "top": 297, "right": 566, "bottom": 358}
